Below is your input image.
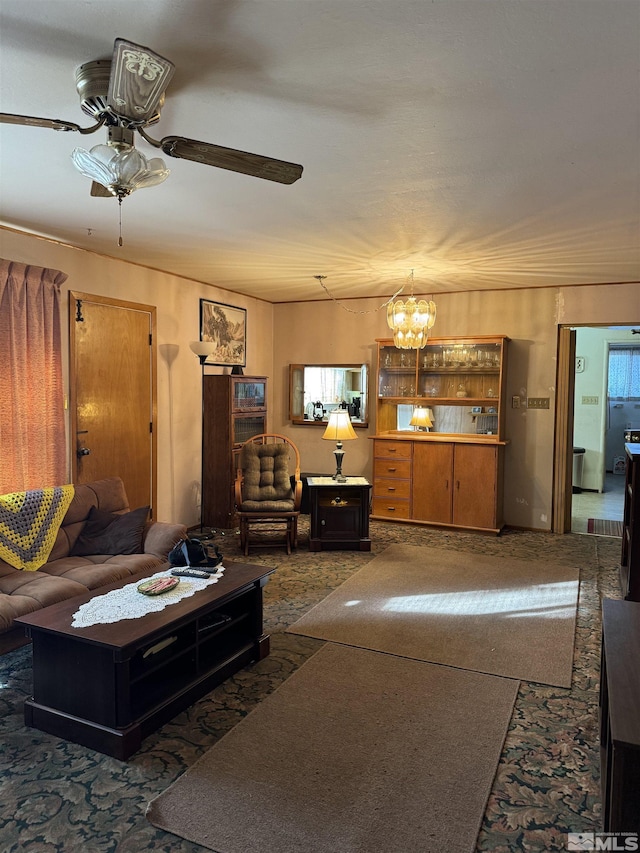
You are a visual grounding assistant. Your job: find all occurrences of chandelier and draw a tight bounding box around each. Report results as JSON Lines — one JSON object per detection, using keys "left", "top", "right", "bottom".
{"left": 386, "top": 270, "right": 436, "bottom": 349}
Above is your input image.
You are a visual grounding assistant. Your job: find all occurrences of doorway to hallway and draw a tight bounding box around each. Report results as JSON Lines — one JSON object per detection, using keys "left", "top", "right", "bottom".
{"left": 571, "top": 472, "right": 624, "bottom": 534}
{"left": 570, "top": 327, "right": 639, "bottom": 534}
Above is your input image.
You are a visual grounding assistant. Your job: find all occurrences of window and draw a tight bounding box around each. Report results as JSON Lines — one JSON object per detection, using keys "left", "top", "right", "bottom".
{"left": 608, "top": 346, "right": 640, "bottom": 401}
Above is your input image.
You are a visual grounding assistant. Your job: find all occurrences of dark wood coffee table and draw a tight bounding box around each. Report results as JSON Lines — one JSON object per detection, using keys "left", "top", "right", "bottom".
{"left": 15, "top": 561, "right": 274, "bottom": 760}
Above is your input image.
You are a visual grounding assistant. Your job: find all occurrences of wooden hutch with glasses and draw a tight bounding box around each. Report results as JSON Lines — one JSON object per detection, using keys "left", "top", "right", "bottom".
{"left": 372, "top": 336, "right": 509, "bottom": 533}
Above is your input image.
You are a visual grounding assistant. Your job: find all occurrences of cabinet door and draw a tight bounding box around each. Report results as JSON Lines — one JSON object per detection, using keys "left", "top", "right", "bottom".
{"left": 452, "top": 444, "right": 498, "bottom": 530}
{"left": 412, "top": 442, "right": 453, "bottom": 523}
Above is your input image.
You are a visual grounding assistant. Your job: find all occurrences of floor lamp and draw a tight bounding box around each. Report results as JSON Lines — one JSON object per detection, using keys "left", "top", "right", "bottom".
{"left": 189, "top": 341, "right": 218, "bottom": 533}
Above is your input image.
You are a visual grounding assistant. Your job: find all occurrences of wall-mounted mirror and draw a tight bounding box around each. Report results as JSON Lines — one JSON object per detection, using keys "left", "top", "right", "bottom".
{"left": 289, "top": 364, "right": 368, "bottom": 426}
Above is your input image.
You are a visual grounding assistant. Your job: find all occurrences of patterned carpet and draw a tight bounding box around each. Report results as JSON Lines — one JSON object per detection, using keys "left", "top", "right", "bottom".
{"left": 0, "top": 520, "right": 623, "bottom": 852}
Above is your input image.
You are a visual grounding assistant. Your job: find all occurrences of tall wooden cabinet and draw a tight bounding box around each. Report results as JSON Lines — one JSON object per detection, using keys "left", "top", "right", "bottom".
{"left": 621, "top": 443, "right": 640, "bottom": 600}
{"left": 202, "top": 375, "right": 267, "bottom": 529}
{"left": 371, "top": 336, "right": 509, "bottom": 534}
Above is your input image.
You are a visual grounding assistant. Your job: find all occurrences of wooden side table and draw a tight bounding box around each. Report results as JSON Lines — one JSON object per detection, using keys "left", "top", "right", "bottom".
{"left": 308, "top": 477, "right": 371, "bottom": 551}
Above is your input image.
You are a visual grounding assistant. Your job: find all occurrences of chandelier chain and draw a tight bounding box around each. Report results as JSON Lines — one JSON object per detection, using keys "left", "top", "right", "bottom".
{"left": 314, "top": 275, "right": 405, "bottom": 315}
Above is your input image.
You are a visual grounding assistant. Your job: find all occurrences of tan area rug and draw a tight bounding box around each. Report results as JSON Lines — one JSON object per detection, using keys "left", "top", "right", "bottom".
{"left": 288, "top": 544, "right": 579, "bottom": 687}
{"left": 147, "top": 644, "right": 518, "bottom": 853}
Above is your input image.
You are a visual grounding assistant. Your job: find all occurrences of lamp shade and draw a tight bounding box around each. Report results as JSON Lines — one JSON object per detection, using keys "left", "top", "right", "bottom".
{"left": 409, "top": 406, "right": 433, "bottom": 429}
{"left": 189, "top": 341, "right": 217, "bottom": 357}
{"left": 189, "top": 341, "right": 219, "bottom": 364}
{"left": 322, "top": 409, "right": 358, "bottom": 442}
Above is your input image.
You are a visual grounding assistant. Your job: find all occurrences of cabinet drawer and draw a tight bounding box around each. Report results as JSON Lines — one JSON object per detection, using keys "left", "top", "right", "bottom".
{"left": 372, "top": 497, "right": 411, "bottom": 518}
{"left": 374, "top": 458, "right": 411, "bottom": 479}
{"left": 374, "top": 478, "right": 411, "bottom": 500}
{"left": 373, "top": 440, "right": 412, "bottom": 460}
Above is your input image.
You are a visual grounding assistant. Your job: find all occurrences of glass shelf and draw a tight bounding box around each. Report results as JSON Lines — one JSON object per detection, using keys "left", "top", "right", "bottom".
{"left": 376, "top": 336, "right": 508, "bottom": 439}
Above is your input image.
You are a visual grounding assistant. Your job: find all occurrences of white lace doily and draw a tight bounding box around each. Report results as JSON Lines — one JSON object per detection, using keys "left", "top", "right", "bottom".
{"left": 71, "top": 567, "right": 226, "bottom": 628}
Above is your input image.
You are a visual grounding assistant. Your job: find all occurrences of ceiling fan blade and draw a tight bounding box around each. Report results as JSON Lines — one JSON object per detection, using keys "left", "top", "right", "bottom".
{"left": 90, "top": 182, "right": 114, "bottom": 198}
{"left": 107, "top": 38, "right": 175, "bottom": 124}
{"left": 158, "top": 136, "right": 303, "bottom": 184}
{"left": 0, "top": 112, "right": 84, "bottom": 133}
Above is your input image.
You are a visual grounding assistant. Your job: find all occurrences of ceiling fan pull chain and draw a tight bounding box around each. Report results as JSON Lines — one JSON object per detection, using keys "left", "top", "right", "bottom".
{"left": 118, "top": 198, "right": 123, "bottom": 247}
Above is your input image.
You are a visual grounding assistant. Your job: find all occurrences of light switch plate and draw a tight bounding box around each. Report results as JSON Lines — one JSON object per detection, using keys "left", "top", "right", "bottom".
{"left": 527, "top": 397, "right": 550, "bottom": 409}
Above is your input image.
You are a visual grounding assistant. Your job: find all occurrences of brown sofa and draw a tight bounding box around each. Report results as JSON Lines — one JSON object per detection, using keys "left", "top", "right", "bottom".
{"left": 0, "top": 477, "right": 187, "bottom": 649}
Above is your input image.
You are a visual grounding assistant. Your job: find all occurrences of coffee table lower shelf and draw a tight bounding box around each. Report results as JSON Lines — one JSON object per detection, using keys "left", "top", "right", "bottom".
{"left": 16, "top": 562, "right": 273, "bottom": 761}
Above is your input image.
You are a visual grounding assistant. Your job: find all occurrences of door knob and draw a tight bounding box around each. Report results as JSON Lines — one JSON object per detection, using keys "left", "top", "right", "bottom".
{"left": 77, "top": 447, "right": 92, "bottom": 457}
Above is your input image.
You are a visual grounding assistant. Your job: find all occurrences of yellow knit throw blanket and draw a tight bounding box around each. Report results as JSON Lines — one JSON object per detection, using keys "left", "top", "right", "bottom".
{"left": 0, "top": 485, "right": 75, "bottom": 571}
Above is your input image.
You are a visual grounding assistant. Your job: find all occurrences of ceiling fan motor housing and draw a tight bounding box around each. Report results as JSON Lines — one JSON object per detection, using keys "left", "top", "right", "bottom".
{"left": 75, "top": 59, "right": 162, "bottom": 127}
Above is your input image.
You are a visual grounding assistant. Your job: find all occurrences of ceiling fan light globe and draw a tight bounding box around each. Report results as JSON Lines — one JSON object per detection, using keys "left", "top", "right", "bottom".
{"left": 71, "top": 143, "right": 169, "bottom": 194}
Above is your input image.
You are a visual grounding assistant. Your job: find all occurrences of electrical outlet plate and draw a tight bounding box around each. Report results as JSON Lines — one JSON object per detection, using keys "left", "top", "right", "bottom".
{"left": 575, "top": 356, "right": 585, "bottom": 373}
{"left": 527, "top": 397, "right": 550, "bottom": 409}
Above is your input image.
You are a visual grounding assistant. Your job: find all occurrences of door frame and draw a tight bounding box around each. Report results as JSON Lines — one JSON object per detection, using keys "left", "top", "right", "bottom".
{"left": 552, "top": 327, "right": 576, "bottom": 533}
{"left": 554, "top": 322, "right": 639, "bottom": 533}
{"left": 69, "top": 291, "right": 158, "bottom": 517}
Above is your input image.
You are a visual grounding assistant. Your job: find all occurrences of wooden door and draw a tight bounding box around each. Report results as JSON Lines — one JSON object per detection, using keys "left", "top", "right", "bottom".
{"left": 412, "top": 442, "right": 453, "bottom": 523}
{"left": 69, "top": 292, "right": 157, "bottom": 517}
{"left": 452, "top": 444, "right": 498, "bottom": 530}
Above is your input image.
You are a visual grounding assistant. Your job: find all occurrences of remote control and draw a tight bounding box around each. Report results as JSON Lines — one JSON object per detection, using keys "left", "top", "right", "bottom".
{"left": 171, "top": 568, "right": 211, "bottom": 579}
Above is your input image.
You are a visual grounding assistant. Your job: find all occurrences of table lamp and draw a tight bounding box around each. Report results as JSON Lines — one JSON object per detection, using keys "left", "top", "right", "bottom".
{"left": 410, "top": 406, "right": 433, "bottom": 431}
{"left": 322, "top": 410, "right": 357, "bottom": 482}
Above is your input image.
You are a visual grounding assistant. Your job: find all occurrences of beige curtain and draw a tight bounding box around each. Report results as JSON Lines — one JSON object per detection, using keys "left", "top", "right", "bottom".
{"left": 0, "top": 259, "right": 68, "bottom": 492}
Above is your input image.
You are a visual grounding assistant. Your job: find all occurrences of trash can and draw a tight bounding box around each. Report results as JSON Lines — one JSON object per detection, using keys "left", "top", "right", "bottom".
{"left": 572, "top": 447, "right": 585, "bottom": 493}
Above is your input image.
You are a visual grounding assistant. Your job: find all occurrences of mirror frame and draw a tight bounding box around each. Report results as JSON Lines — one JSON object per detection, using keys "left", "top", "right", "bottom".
{"left": 289, "top": 363, "right": 369, "bottom": 427}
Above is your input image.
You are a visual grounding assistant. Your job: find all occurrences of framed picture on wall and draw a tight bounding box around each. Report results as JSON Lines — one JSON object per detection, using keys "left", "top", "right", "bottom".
{"left": 199, "top": 299, "right": 247, "bottom": 366}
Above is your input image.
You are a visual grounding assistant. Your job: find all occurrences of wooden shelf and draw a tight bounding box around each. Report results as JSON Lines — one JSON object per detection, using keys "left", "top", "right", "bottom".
{"left": 621, "top": 444, "right": 640, "bottom": 600}
{"left": 203, "top": 375, "right": 267, "bottom": 529}
{"left": 373, "top": 336, "right": 509, "bottom": 533}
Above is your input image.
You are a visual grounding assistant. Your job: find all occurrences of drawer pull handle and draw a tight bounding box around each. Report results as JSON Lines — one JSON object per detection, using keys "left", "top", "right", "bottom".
{"left": 388, "top": 448, "right": 397, "bottom": 453}
{"left": 388, "top": 467, "right": 397, "bottom": 472}
{"left": 387, "top": 487, "right": 396, "bottom": 492}
{"left": 387, "top": 506, "right": 396, "bottom": 511}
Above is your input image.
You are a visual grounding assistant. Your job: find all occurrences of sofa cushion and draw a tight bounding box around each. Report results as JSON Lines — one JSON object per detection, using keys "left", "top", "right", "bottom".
{"left": 40, "top": 553, "right": 166, "bottom": 589}
{"left": 70, "top": 505, "right": 149, "bottom": 557}
{"left": 48, "top": 477, "right": 131, "bottom": 562}
{"left": 0, "top": 573, "right": 87, "bottom": 633}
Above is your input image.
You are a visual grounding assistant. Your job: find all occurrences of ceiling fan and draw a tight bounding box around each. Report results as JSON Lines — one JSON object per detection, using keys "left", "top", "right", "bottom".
{"left": 0, "top": 37, "right": 304, "bottom": 203}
